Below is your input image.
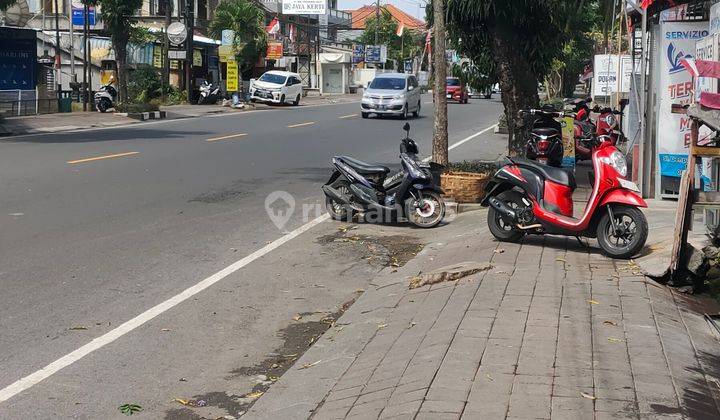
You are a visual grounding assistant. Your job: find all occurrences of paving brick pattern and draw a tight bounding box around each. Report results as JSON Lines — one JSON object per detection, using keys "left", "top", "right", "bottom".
{"left": 246, "top": 214, "right": 720, "bottom": 420}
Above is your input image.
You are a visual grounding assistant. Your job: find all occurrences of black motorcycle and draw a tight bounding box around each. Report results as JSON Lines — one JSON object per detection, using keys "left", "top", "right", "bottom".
{"left": 322, "top": 123, "right": 446, "bottom": 228}
{"left": 521, "top": 107, "right": 564, "bottom": 167}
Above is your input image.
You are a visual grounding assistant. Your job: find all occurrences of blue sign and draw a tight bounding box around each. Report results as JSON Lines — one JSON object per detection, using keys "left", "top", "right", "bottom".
{"left": 365, "top": 45, "right": 381, "bottom": 63}
{"left": 659, "top": 153, "right": 688, "bottom": 177}
{"left": 0, "top": 32, "right": 37, "bottom": 90}
{"left": 72, "top": 7, "right": 96, "bottom": 26}
{"left": 352, "top": 44, "right": 364, "bottom": 64}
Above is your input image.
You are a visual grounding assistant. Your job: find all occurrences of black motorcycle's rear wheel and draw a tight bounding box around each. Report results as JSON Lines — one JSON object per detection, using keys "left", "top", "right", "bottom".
{"left": 487, "top": 190, "right": 526, "bottom": 242}
{"left": 326, "top": 180, "right": 354, "bottom": 221}
{"left": 596, "top": 205, "right": 648, "bottom": 259}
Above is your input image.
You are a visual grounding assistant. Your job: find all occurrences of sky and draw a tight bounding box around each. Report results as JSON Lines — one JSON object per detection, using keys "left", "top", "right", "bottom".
{"left": 338, "top": 0, "right": 428, "bottom": 20}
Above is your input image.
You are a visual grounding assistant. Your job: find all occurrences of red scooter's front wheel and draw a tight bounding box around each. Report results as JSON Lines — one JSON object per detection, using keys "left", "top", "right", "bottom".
{"left": 596, "top": 206, "right": 648, "bottom": 259}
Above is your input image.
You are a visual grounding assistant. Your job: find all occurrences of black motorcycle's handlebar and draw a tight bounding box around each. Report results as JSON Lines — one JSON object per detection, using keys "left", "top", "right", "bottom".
{"left": 518, "top": 109, "right": 574, "bottom": 119}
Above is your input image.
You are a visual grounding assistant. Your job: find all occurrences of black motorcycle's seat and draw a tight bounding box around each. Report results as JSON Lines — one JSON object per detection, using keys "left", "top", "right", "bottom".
{"left": 338, "top": 156, "right": 390, "bottom": 175}
{"left": 511, "top": 158, "right": 576, "bottom": 190}
{"left": 531, "top": 127, "right": 560, "bottom": 137}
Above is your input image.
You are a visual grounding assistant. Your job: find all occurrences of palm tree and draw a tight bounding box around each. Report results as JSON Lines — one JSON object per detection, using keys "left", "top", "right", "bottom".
{"left": 209, "top": 0, "right": 267, "bottom": 77}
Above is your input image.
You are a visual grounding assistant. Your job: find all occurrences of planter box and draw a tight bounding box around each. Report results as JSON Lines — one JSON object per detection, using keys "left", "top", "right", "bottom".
{"left": 441, "top": 171, "right": 490, "bottom": 203}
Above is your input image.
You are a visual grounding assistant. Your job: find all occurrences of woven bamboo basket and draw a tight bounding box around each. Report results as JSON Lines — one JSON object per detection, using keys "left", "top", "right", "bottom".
{"left": 441, "top": 171, "right": 490, "bottom": 203}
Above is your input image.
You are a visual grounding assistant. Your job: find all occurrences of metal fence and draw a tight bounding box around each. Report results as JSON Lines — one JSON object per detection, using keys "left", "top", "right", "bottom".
{"left": 0, "top": 89, "right": 58, "bottom": 117}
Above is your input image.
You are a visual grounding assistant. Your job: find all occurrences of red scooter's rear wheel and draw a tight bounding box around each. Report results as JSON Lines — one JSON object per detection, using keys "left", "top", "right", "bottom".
{"left": 487, "top": 190, "right": 526, "bottom": 242}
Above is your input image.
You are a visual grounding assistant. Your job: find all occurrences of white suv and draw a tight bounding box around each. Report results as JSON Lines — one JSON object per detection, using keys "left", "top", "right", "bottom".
{"left": 250, "top": 71, "right": 303, "bottom": 106}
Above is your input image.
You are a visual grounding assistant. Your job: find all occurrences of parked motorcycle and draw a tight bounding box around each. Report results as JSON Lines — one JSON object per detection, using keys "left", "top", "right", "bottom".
{"left": 197, "top": 81, "right": 221, "bottom": 105}
{"left": 322, "top": 123, "right": 446, "bottom": 228}
{"left": 570, "top": 101, "right": 624, "bottom": 161}
{"left": 94, "top": 84, "right": 117, "bottom": 113}
{"left": 481, "top": 135, "right": 647, "bottom": 259}
{"left": 521, "top": 107, "right": 565, "bottom": 167}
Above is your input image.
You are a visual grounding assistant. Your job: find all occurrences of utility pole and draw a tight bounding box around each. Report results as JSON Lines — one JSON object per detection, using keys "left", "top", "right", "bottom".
{"left": 185, "top": 0, "right": 195, "bottom": 103}
{"left": 163, "top": 0, "right": 171, "bottom": 101}
{"left": 431, "top": 0, "right": 448, "bottom": 165}
{"left": 375, "top": 0, "right": 379, "bottom": 45}
{"left": 83, "top": 0, "right": 88, "bottom": 111}
{"left": 54, "top": 0, "right": 62, "bottom": 95}
{"left": 68, "top": 0, "right": 76, "bottom": 86}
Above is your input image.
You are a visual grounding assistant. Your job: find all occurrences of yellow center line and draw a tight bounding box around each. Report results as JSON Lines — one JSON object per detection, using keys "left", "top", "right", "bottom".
{"left": 206, "top": 133, "right": 248, "bottom": 142}
{"left": 338, "top": 114, "right": 358, "bottom": 119}
{"left": 287, "top": 121, "right": 316, "bottom": 128}
{"left": 67, "top": 151, "right": 139, "bottom": 164}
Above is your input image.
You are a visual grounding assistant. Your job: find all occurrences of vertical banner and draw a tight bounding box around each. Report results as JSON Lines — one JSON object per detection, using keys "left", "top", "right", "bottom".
{"left": 226, "top": 62, "right": 238, "bottom": 92}
{"left": 561, "top": 116, "right": 576, "bottom": 169}
{"left": 657, "top": 21, "right": 708, "bottom": 180}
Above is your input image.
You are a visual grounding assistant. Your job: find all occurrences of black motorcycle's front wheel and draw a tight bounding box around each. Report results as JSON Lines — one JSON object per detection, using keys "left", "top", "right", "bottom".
{"left": 596, "top": 205, "right": 648, "bottom": 259}
{"left": 487, "top": 190, "right": 526, "bottom": 242}
{"left": 325, "top": 180, "right": 354, "bottom": 221}
{"left": 405, "top": 190, "right": 445, "bottom": 228}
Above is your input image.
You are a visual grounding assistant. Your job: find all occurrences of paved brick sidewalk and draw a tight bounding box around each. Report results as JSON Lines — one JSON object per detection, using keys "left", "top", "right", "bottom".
{"left": 245, "top": 211, "right": 720, "bottom": 420}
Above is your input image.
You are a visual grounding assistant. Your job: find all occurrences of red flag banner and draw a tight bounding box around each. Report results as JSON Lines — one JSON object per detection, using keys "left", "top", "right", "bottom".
{"left": 640, "top": 0, "right": 655, "bottom": 9}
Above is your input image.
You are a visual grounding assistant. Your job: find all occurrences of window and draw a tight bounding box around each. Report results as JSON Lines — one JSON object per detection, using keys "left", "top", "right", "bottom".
{"left": 259, "top": 73, "right": 288, "bottom": 85}
{"left": 409, "top": 76, "right": 418, "bottom": 88}
{"left": 42, "top": 0, "right": 65, "bottom": 14}
{"left": 446, "top": 78, "right": 460, "bottom": 86}
{"left": 369, "top": 78, "right": 406, "bottom": 91}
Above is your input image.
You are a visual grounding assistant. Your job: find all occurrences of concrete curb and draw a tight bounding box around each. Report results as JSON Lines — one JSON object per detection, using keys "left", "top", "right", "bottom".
{"left": 114, "top": 110, "right": 167, "bottom": 121}
{"left": 445, "top": 202, "right": 484, "bottom": 214}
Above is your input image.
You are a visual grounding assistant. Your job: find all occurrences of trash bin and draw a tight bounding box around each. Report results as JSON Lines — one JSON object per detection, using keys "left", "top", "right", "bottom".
{"left": 58, "top": 97, "right": 73, "bottom": 113}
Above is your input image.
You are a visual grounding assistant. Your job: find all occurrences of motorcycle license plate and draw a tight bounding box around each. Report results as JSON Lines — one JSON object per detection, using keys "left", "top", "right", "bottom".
{"left": 446, "top": 94, "right": 452, "bottom": 99}
{"left": 618, "top": 178, "right": 640, "bottom": 192}
{"left": 538, "top": 158, "right": 548, "bottom": 165}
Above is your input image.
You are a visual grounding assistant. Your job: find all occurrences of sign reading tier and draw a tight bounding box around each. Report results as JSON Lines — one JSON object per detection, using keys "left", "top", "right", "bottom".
{"left": 282, "top": 0, "right": 326, "bottom": 15}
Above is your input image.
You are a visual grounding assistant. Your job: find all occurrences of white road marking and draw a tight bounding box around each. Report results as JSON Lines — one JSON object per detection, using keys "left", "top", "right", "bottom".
{"left": 0, "top": 118, "right": 493, "bottom": 404}
{"left": 421, "top": 123, "right": 498, "bottom": 163}
{"left": 0, "top": 213, "right": 330, "bottom": 403}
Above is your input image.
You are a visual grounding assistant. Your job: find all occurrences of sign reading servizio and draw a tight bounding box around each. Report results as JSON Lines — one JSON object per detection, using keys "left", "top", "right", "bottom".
{"left": 282, "top": 0, "right": 326, "bottom": 15}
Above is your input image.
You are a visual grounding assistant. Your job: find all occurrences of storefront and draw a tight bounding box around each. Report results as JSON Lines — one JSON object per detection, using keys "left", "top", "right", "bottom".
{"left": 319, "top": 50, "right": 351, "bottom": 94}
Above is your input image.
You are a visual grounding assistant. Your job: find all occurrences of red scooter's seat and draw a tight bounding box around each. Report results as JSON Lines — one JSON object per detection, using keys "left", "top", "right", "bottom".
{"left": 511, "top": 158, "right": 577, "bottom": 190}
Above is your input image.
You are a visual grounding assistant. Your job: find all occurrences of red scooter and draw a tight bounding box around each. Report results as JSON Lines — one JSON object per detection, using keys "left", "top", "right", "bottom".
{"left": 574, "top": 105, "right": 623, "bottom": 161}
{"left": 481, "top": 136, "right": 648, "bottom": 258}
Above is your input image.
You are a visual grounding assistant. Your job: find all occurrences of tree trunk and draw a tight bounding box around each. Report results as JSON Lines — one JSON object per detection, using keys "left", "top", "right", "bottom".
{"left": 491, "top": 23, "right": 540, "bottom": 157}
{"left": 114, "top": 37, "right": 129, "bottom": 103}
{"left": 431, "top": 0, "right": 448, "bottom": 166}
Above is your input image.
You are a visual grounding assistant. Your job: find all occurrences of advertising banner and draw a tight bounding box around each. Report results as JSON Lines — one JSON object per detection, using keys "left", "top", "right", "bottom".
{"left": 352, "top": 44, "right": 365, "bottom": 63}
{"left": 226, "top": 62, "right": 238, "bottom": 92}
{"left": 282, "top": 0, "right": 326, "bottom": 15}
{"left": 266, "top": 42, "right": 283, "bottom": 60}
{"left": 218, "top": 45, "right": 235, "bottom": 62}
{"left": 221, "top": 30, "right": 234, "bottom": 46}
{"left": 365, "top": 45, "right": 387, "bottom": 64}
{"left": 592, "top": 54, "right": 635, "bottom": 96}
{"left": 657, "top": 21, "right": 709, "bottom": 178}
{"left": 561, "top": 116, "right": 576, "bottom": 169}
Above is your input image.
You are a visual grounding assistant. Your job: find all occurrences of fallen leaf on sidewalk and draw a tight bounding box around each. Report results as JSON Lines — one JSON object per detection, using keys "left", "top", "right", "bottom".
{"left": 377, "top": 323, "right": 387, "bottom": 330}
{"left": 607, "top": 337, "right": 624, "bottom": 343}
{"left": 298, "top": 360, "right": 321, "bottom": 370}
{"left": 69, "top": 326, "right": 89, "bottom": 330}
{"left": 173, "top": 398, "right": 190, "bottom": 406}
{"left": 160, "top": 328, "right": 172, "bottom": 332}
{"left": 580, "top": 392, "right": 596, "bottom": 400}
{"left": 485, "top": 374, "right": 494, "bottom": 382}
{"left": 603, "top": 320, "right": 618, "bottom": 327}
{"left": 245, "top": 391, "right": 264, "bottom": 399}
{"left": 292, "top": 314, "right": 302, "bottom": 321}
{"left": 588, "top": 300, "right": 600, "bottom": 305}
{"left": 556, "top": 257, "right": 566, "bottom": 262}
{"left": 494, "top": 249, "right": 505, "bottom": 254}
{"left": 408, "top": 322, "right": 416, "bottom": 329}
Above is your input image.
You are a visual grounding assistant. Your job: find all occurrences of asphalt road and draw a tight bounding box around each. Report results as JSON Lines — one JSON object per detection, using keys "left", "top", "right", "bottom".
{"left": 0, "top": 94, "right": 505, "bottom": 418}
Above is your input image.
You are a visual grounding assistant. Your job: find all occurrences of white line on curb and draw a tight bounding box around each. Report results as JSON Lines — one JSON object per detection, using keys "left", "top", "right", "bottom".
{"left": 0, "top": 121, "right": 494, "bottom": 404}
{"left": 0, "top": 213, "right": 329, "bottom": 403}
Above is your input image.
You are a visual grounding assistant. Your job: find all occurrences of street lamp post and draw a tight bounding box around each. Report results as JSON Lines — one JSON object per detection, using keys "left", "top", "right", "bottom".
{"left": 185, "top": 0, "right": 194, "bottom": 103}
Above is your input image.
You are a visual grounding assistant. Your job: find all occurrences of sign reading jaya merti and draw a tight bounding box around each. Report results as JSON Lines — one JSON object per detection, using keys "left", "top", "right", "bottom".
{"left": 282, "top": 0, "right": 326, "bottom": 15}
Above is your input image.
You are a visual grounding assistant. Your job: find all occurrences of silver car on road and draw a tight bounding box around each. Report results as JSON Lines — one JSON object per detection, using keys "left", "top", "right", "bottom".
{"left": 361, "top": 73, "right": 422, "bottom": 119}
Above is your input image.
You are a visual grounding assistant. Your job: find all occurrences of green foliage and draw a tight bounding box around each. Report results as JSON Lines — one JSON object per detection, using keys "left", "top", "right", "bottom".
{"left": 163, "top": 86, "right": 187, "bottom": 105}
{"left": 129, "top": 26, "right": 157, "bottom": 45}
{"left": 209, "top": 0, "right": 267, "bottom": 77}
{"left": 118, "top": 403, "right": 143, "bottom": 416}
{"left": 358, "top": 10, "right": 423, "bottom": 69}
{"left": 127, "top": 65, "right": 162, "bottom": 103}
{"left": 452, "top": 61, "right": 493, "bottom": 94}
{"left": 0, "top": 0, "right": 15, "bottom": 11}
{"left": 93, "top": 0, "right": 144, "bottom": 102}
